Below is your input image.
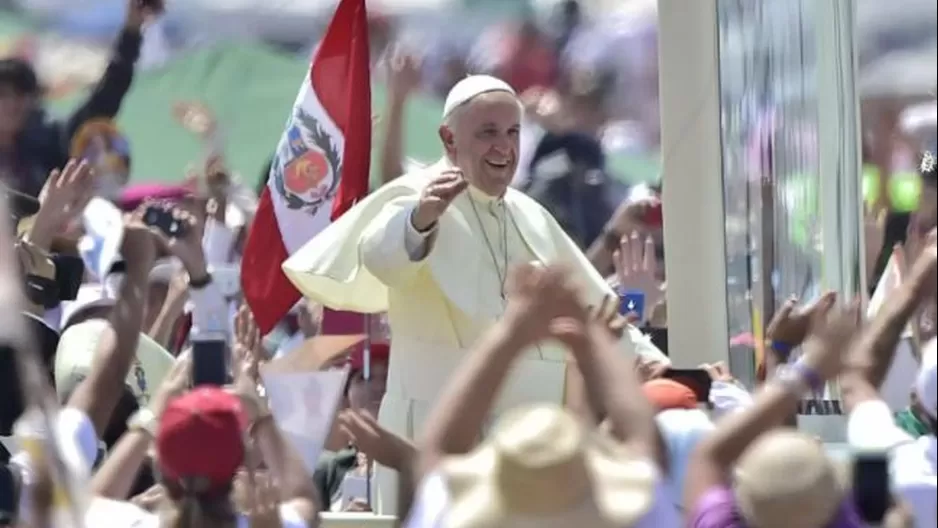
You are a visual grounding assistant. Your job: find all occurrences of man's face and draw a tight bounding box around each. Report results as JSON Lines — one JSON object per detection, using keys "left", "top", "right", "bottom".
{"left": 347, "top": 360, "right": 388, "bottom": 416}
{"left": 441, "top": 91, "right": 521, "bottom": 197}
{"left": 0, "top": 85, "right": 31, "bottom": 138}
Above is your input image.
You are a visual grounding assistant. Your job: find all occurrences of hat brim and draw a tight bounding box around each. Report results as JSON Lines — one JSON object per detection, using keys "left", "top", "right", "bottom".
{"left": 261, "top": 334, "right": 366, "bottom": 374}
{"left": 439, "top": 433, "right": 657, "bottom": 527}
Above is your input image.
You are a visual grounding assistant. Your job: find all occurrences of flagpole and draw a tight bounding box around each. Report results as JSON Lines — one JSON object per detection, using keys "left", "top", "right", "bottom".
{"left": 362, "top": 312, "right": 373, "bottom": 510}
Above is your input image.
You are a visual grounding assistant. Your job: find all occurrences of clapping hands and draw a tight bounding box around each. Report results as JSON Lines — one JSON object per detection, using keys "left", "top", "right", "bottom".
{"left": 504, "top": 262, "right": 588, "bottom": 346}
{"left": 800, "top": 296, "right": 863, "bottom": 380}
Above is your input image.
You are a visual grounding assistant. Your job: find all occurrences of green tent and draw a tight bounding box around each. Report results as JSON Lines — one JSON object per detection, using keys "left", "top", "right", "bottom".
{"left": 49, "top": 42, "right": 658, "bottom": 188}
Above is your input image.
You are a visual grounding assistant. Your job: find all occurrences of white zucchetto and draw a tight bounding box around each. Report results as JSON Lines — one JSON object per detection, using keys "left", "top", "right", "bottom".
{"left": 442, "top": 75, "right": 517, "bottom": 119}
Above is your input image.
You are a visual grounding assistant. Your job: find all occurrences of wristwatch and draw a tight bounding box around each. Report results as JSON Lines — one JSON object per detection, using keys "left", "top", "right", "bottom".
{"left": 127, "top": 407, "right": 159, "bottom": 438}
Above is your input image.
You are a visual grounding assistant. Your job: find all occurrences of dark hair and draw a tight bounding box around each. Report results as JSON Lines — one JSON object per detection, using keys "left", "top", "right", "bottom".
{"left": 0, "top": 58, "right": 40, "bottom": 95}
{"left": 160, "top": 482, "right": 236, "bottom": 528}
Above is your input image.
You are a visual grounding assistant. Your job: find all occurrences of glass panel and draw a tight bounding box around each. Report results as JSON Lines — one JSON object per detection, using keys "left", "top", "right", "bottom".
{"left": 716, "top": 0, "right": 822, "bottom": 388}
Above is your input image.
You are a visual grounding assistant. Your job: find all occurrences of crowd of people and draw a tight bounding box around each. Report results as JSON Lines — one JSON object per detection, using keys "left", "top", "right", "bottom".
{"left": 2, "top": 1, "right": 938, "bottom": 528}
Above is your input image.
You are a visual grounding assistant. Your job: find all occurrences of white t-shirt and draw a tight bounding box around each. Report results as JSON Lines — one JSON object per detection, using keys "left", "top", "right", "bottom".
{"left": 404, "top": 468, "right": 680, "bottom": 528}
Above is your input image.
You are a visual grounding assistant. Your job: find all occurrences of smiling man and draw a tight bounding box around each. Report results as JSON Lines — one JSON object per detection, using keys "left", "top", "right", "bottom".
{"left": 281, "top": 74, "right": 667, "bottom": 514}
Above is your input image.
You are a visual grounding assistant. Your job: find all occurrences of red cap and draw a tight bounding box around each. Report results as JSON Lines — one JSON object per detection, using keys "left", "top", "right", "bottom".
{"left": 156, "top": 387, "right": 247, "bottom": 494}
{"left": 642, "top": 379, "right": 697, "bottom": 411}
{"left": 348, "top": 343, "right": 390, "bottom": 371}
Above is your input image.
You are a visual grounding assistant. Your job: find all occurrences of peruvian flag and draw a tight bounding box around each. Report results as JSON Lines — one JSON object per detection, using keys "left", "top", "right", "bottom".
{"left": 241, "top": 0, "right": 371, "bottom": 334}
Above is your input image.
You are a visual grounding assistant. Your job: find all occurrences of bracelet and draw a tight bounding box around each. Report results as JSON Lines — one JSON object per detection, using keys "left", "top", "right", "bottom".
{"left": 188, "top": 273, "right": 213, "bottom": 289}
{"left": 778, "top": 361, "right": 825, "bottom": 394}
{"left": 769, "top": 340, "right": 795, "bottom": 361}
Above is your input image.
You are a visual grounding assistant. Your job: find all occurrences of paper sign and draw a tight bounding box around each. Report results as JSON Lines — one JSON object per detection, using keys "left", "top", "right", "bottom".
{"left": 261, "top": 368, "right": 348, "bottom": 475}
{"left": 78, "top": 197, "right": 124, "bottom": 280}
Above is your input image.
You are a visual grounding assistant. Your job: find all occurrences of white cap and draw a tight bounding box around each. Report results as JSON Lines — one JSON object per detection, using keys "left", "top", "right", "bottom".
{"left": 442, "top": 75, "right": 516, "bottom": 119}
{"left": 915, "top": 338, "right": 937, "bottom": 420}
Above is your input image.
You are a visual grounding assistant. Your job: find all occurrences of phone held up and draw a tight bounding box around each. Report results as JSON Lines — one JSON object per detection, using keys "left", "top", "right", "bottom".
{"left": 143, "top": 204, "right": 188, "bottom": 239}
{"left": 191, "top": 340, "right": 229, "bottom": 387}
{"left": 661, "top": 368, "right": 713, "bottom": 402}
{"left": 852, "top": 452, "right": 892, "bottom": 525}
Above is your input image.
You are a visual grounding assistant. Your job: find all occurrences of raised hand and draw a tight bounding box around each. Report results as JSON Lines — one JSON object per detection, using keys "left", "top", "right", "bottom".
{"left": 701, "top": 361, "right": 736, "bottom": 384}
{"left": 613, "top": 232, "right": 663, "bottom": 323}
{"left": 30, "top": 159, "right": 94, "bottom": 249}
{"left": 172, "top": 100, "right": 217, "bottom": 140}
{"left": 338, "top": 409, "right": 416, "bottom": 471}
{"left": 386, "top": 45, "right": 422, "bottom": 99}
{"left": 410, "top": 170, "right": 468, "bottom": 231}
{"left": 766, "top": 291, "right": 837, "bottom": 348}
{"left": 242, "top": 469, "right": 282, "bottom": 528}
{"left": 145, "top": 201, "right": 208, "bottom": 281}
{"left": 800, "top": 298, "right": 863, "bottom": 380}
{"left": 505, "top": 262, "right": 587, "bottom": 345}
{"left": 234, "top": 304, "right": 265, "bottom": 384}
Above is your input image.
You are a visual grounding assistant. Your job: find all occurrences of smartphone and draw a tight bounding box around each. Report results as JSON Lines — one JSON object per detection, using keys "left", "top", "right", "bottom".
{"left": 143, "top": 205, "right": 187, "bottom": 238}
{"left": 51, "top": 253, "right": 85, "bottom": 301}
{"left": 852, "top": 453, "right": 891, "bottom": 524}
{"left": 661, "top": 368, "right": 713, "bottom": 402}
{"left": 618, "top": 290, "right": 646, "bottom": 320}
{"left": 0, "top": 464, "right": 19, "bottom": 526}
{"left": 191, "top": 340, "right": 229, "bottom": 387}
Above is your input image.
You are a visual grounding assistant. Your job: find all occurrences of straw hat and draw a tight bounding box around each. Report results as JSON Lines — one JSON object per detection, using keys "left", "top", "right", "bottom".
{"left": 735, "top": 429, "right": 845, "bottom": 528}
{"left": 438, "top": 404, "right": 657, "bottom": 528}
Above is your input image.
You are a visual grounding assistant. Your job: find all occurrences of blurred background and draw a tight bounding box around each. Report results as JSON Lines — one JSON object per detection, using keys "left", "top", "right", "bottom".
{"left": 3, "top": 0, "right": 936, "bottom": 398}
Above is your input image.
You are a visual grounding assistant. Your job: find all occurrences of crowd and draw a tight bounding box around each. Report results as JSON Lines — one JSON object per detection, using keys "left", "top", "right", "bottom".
{"left": 2, "top": 1, "right": 938, "bottom": 528}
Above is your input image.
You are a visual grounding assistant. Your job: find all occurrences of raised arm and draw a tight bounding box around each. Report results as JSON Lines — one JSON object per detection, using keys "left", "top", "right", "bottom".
{"left": 62, "top": 1, "right": 160, "bottom": 142}
{"left": 360, "top": 171, "right": 466, "bottom": 287}
{"left": 841, "top": 240, "right": 936, "bottom": 412}
{"left": 66, "top": 216, "right": 155, "bottom": 437}
{"left": 684, "top": 298, "right": 861, "bottom": 510}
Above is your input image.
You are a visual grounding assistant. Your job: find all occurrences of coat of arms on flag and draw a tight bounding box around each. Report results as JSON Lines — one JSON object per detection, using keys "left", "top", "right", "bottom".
{"left": 273, "top": 109, "right": 343, "bottom": 215}
{"left": 241, "top": 0, "right": 372, "bottom": 334}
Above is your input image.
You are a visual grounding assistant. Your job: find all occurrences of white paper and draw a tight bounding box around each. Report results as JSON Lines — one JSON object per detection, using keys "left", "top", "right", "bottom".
{"left": 260, "top": 368, "right": 348, "bottom": 474}
{"left": 77, "top": 197, "right": 124, "bottom": 281}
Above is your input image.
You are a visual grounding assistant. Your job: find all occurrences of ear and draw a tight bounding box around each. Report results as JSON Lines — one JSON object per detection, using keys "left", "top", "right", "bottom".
{"left": 438, "top": 125, "right": 456, "bottom": 157}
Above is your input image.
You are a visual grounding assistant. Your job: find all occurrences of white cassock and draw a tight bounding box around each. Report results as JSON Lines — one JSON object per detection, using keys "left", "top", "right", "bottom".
{"left": 282, "top": 157, "right": 669, "bottom": 514}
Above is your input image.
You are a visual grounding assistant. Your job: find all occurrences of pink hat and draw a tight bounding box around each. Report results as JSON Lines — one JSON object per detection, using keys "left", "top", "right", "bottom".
{"left": 119, "top": 183, "right": 191, "bottom": 211}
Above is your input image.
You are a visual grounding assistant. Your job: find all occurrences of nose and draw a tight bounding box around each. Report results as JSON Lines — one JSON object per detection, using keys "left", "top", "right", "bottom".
{"left": 490, "top": 133, "right": 514, "bottom": 153}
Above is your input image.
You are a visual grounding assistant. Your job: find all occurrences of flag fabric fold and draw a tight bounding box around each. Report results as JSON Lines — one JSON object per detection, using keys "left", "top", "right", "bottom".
{"left": 241, "top": 0, "right": 372, "bottom": 334}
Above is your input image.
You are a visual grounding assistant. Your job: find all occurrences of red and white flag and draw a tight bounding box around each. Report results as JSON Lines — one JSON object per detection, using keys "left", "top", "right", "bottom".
{"left": 241, "top": 0, "right": 372, "bottom": 334}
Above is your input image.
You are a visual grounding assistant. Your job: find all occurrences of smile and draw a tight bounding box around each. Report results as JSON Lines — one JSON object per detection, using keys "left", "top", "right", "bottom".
{"left": 485, "top": 160, "right": 509, "bottom": 169}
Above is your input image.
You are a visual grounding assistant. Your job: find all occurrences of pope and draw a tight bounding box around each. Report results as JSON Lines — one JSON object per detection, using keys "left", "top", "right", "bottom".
{"left": 282, "top": 75, "right": 668, "bottom": 513}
